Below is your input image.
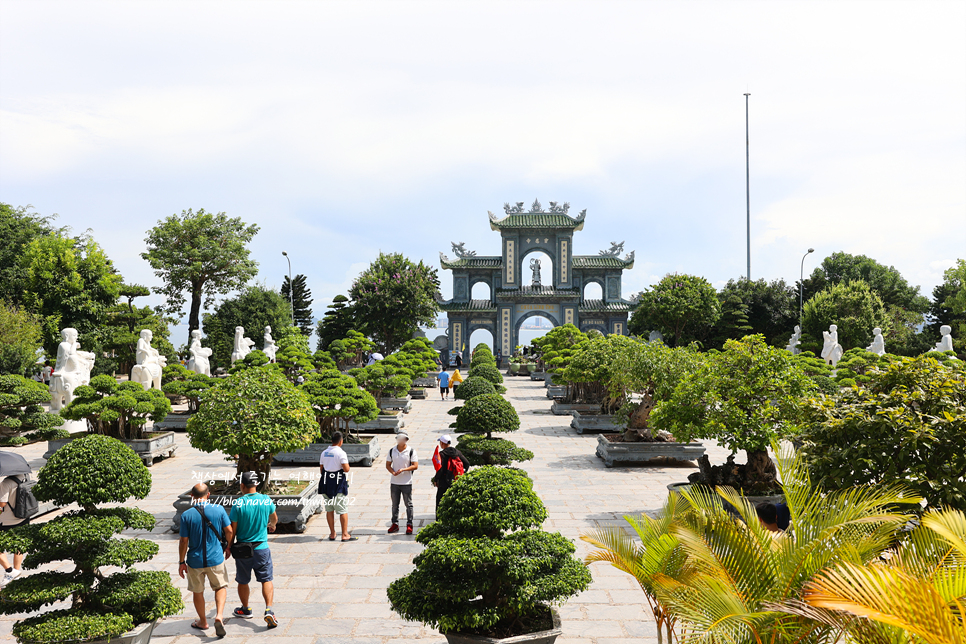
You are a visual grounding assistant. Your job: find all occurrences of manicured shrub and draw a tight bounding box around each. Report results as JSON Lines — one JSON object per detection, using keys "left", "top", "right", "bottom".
{"left": 387, "top": 467, "right": 591, "bottom": 636}
{"left": 0, "top": 434, "right": 182, "bottom": 643}
{"left": 302, "top": 369, "right": 379, "bottom": 442}
{"left": 160, "top": 364, "right": 215, "bottom": 412}
{"left": 456, "top": 434, "right": 533, "bottom": 466}
{"left": 832, "top": 348, "right": 894, "bottom": 384}
{"left": 327, "top": 330, "right": 374, "bottom": 370}
{"left": 467, "top": 362, "right": 503, "bottom": 386}
{"left": 452, "top": 376, "right": 496, "bottom": 401}
{"left": 351, "top": 358, "right": 414, "bottom": 399}
{"left": 0, "top": 375, "right": 65, "bottom": 443}
{"left": 60, "top": 374, "right": 171, "bottom": 440}
{"left": 450, "top": 394, "right": 530, "bottom": 466}
{"left": 470, "top": 344, "right": 495, "bottom": 369}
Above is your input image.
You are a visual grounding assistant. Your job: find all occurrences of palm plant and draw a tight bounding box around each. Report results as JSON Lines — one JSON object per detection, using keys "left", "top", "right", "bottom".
{"left": 581, "top": 444, "right": 922, "bottom": 644}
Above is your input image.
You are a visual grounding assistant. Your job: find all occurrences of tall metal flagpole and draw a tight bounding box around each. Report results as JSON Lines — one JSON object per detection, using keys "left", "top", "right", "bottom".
{"left": 744, "top": 92, "right": 751, "bottom": 281}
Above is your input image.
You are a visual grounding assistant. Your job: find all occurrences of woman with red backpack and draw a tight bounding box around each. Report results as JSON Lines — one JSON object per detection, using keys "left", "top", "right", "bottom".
{"left": 431, "top": 435, "right": 470, "bottom": 511}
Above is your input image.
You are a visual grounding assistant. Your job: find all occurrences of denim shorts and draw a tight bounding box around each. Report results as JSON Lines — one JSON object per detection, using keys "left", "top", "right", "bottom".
{"left": 234, "top": 547, "right": 273, "bottom": 584}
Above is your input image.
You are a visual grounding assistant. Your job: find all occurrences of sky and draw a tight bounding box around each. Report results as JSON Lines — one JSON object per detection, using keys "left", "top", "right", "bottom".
{"left": 2, "top": 0, "right": 964, "bottom": 342}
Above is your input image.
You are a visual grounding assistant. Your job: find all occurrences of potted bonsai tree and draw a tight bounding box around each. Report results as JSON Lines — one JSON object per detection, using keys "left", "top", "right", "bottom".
{"left": 0, "top": 434, "right": 183, "bottom": 644}
{"left": 351, "top": 357, "right": 415, "bottom": 414}
{"left": 160, "top": 364, "right": 215, "bottom": 412}
{"left": 275, "top": 368, "right": 382, "bottom": 466}
{"left": 651, "top": 334, "right": 815, "bottom": 496}
{"left": 387, "top": 466, "right": 591, "bottom": 643}
{"left": 396, "top": 338, "right": 440, "bottom": 397}
{"left": 180, "top": 366, "right": 320, "bottom": 531}
{"left": 450, "top": 393, "right": 533, "bottom": 467}
{"left": 328, "top": 330, "right": 375, "bottom": 371}
{"left": 0, "top": 375, "right": 66, "bottom": 446}
{"left": 555, "top": 334, "right": 630, "bottom": 420}
{"left": 51, "top": 374, "right": 175, "bottom": 466}
{"left": 532, "top": 324, "right": 588, "bottom": 398}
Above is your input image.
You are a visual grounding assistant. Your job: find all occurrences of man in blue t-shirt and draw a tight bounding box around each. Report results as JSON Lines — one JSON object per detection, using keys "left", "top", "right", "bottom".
{"left": 437, "top": 368, "right": 451, "bottom": 400}
{"left": 229, "top": 471, "right": 279, "bottom": 629}
{"left": 179, "top": 483, "right": 233, "bottom": 637}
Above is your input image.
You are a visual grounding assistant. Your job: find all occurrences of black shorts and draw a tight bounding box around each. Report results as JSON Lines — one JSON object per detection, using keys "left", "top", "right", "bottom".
{"left": 440, "top": 386, "right": 449, "bottom": 393}
{"left": 0, "top": 518, "right": 29, "bottom": 532}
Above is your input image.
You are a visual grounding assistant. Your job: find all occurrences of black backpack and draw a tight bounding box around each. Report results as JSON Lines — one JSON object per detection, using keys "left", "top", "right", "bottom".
{"left": 14, "top": 476, "right": 40, "bottom": 520}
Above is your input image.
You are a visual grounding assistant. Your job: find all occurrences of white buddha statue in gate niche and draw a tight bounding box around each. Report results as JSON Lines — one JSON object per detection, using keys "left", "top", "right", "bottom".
{"left": 866, "top": 327, "right": 886, "bottom": 356}
{"left": 187, "top": 329, "right": 212, "bottom": 377}
{"left": 49, "top": 327, "right": 95, "bottom": 412}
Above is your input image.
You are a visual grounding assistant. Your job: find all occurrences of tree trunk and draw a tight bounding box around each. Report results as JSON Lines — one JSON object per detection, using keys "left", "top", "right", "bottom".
{"left": 236, "top": 452, "right": 273, "bottom": 492}
{"left": 188, "top": 282, "right": 204, "bottom": 343}
{"left": 621, "top": 394, "right": 655, "bottom": 442}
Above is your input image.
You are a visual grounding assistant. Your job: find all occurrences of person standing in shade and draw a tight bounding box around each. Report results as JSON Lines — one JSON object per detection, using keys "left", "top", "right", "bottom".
{"left": 431, "top": 435, "right": 470, "bottom": 510}
{"left": 320, "top": 431, "right": 356, "bottom": 542}
{"left": 386, "top": 432, "right": 418, "bottom": 535}
{"left": 437, "top": 368, "right": 451, "bottom": 401}
{"left": 454, "top": 351, "right": 463, "bottom": 369}
{"left": 0, "top": 474, "right": 28, "bottom": 587}
{"left": 229, "top": 472, "right": 279, "bottom": 629}
{"left": 179, "top": 483, "right": 232, "bottom": 637}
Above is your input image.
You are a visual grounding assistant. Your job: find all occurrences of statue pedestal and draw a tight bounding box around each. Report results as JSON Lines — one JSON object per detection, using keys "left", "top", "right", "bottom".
{"left": 59, "top": 419, "right": 88, "bottom": 434}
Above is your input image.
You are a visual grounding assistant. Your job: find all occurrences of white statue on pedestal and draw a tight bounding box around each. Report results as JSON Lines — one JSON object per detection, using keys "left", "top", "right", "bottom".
{"left": 131, "top": 329, "right": 167, "bottom": 390}
{"left": 231, "top": 326, "right": 255, "bottom": 364}
{"left": 866, "top": 327, "right": 886, "bottom": 356}
{"left": 263, "top": 326, "right": 277, "bottom": 363}
{"left": 821, "top": 324, "right": 844, "bottom": 368}
{"left": 186, "top": 329, "right": 212, "bottom": 377}
{"left": 49, "top": 327, "right": 95, "bottom": 413}
{"left": 936, "top": 325, "right": 955, "bottom": 353}
{"left": 785, "top": 325, "right": 802, "bottom": 354}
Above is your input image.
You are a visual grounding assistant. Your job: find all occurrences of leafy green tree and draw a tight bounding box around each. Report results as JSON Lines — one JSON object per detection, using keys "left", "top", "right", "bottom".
{"left": 466, "top": 363, "right": 504, "bottom": 390}
{"left": 274, "top": 329, "right": 316, "bottom": 385}
{"left": 629, "top": 273, "right": 720, "bottom": 347}
{"left": 470, "top": 344, "right": 496, "bottom": 369}
{"left": 831, "top": 348, "right": 894, "bottom": 386}
{"left": 709, "top": 292, "right": 753, "bottom": 349}
{"left": 99, "top": 284, "right": 175, "bottom": 376}
{"left": 558, "top": 334, "right": 637, "bottom": 412}
{"left": 801, "top": 280, "right": 889, "bottom": 353}
{"left": 17, "top": 232, "right": 122, "bottom": 355}
{"left": 160, "top": 364, "right": 215, "bottom": 412}
{"left": 397, "top": 338, "right": 439, "bottom": 375}
{"left": 301, "top": 369, "right": 379, "bottom": 442}
{"left": 350, "top": 358, "right": 414, "bottom": 400}
{"left": 328, "top": 330, "right": 375, "bottom": 370}
{"left": 187, "top": 367, "right": 316, "bottom": 489}
{"left": 931, "top": 259, "right": 966, "bottom": 350}
{"left": 280, "top": 274, "right": 314, "bottom": 336}
{"left": 200, "top": 285, "right": 292, "bottom": 369}
{"left": 388, "top": 467, "right": 591, "bottom": 635}
{"left": 531, "top": 324, "right": 587, "bottom": 380}
{"left": 349, "top": 252, "right": 440, "bottom": 354}
{"left": 651, "top": 335, "right": 816, "bottom": 493}
{"left": 61, "top": 375, "right": 172, "bottom": 441}
{"left": 0, "top": 434, "right": 182, "bottom": 644}
{"left": 0, "top": 303, "right": 43, "bottom": 377}
{"left": 315, "top": 295, "right": 357, "bottom": 352}
{"left": 0, "top": 203, "right": 57, "bottom": 304}
{"left": 800, "top": 355, "right": 966, "bottom": 511}
{"left": 0, "top": 375, "right": 65, "bottom": 445}
{"left": 713, "top": 278, "right": 797, "bottom": 347}
{"left": 142, "top": 209, "right": 260, "bottom": 343}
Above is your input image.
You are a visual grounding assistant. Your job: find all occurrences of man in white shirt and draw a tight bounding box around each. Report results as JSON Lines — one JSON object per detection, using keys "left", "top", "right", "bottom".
{"left": 319, "top": 432, "right": 355, "bottom": 542}
{"left": 385, "top": 432, "right": 418, "bottom": 535}
{"left": 0, "top": 475, "right": 28, "bottom": 586}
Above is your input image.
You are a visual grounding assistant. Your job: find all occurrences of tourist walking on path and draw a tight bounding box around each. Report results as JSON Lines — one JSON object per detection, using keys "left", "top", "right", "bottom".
{"left": 386, "top": 432, "right": 418, "bottom": 535}
{"left": 450, "top": 368, "right": 463, "bottom": 395}
{"left": 0, "top": 474, "right": 28, "bottom": 587}
{"left": 179, "top": 483, "right": 232, "bottom": 637}
{"left": 431, "top": 435, "right": 470, "bottom": 510}
{"left": 454, "top": 351, "right": 463, "bottom": 369}
{"left": 320, "top": 432, "right": 356, "bottom": 542}
{"left": 437, "top": 368, "right": 451, "bottom": 400}
{"left": 229, "top": 471, "right": 279, "bottom": 629}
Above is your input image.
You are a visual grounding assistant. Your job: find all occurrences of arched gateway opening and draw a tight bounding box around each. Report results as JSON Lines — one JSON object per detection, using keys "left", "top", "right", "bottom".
{"left": 516, "top": 314, "right": 555, "bottom": 349}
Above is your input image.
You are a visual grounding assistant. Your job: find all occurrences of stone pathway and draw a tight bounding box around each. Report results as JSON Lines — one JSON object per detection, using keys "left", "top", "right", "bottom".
{"left": 0, "top": 376, "right": 730, "bottom": 643}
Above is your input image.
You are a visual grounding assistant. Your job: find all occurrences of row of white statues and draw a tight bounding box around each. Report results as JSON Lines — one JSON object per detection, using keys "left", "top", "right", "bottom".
{"left": 785, "top": 323, "right": 957, "bottom": 367}
{"left": 228, "top": 326, "right": 276, "bottom": 364}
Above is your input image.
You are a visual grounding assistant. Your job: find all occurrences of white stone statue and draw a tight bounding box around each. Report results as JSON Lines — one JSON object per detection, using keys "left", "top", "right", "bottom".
{"left": 866, "top": 327, "right": 886, "bottom": 356}
{"left": 186, "top": 329, "right": 212, "bottom": 377}
{"left": 821, "top": 324, "right": 844, "bottom": 368}
{"left": 936, "top": 324, "right": 955, "bottom": 353}
{"left": 785, "top": 325, "right": 802, "bottom": 354}
{"left": 230, "top": 326, "right": 255, "bottom": 364}
{"left": 131, "top": 329, "right": 167, "bottom": 390}
{"left": 49, "top": 327, "right": 95, "bottom": 413}
{"left": 263, "top": 326, "right": 277, "bottom": 363}
{"left": 530, "top": 258, "right": 541, "bottom": 287}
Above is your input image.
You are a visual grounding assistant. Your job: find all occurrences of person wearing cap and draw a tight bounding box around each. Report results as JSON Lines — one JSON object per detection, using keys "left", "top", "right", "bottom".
{"left": 385, "top": 432, "right": 418, "bottom": 535}
{"left": 431, "top": 435, "right": 470, "bottom": 510}
{"left": 320, "top": 431, "right": 355, "bottom": 542}
{"left": 229, "top": 471, "right": 279, "bottom": 628}
{"left": 178, "top": 483, "right": 232, "bottom": 637}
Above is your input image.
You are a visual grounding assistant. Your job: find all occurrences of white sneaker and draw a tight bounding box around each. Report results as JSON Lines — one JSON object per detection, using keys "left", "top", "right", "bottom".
{"left": 1, "top": 570, "right": 19, "bottom": 586}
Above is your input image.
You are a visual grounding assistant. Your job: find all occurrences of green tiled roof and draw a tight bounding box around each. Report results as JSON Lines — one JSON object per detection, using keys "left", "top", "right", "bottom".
{"left": 489, "top": 213, "right": 584, "bottom": 230}
{"left": 439, "top": 255, "right": 503, "bottom": 270}
{"left": 439, "top": 299, "right": 497, "bottom": 312}
{"left": 573, "top": 255, "right": 635, "bottom": 269}
{"left": 579, "top": 299, "right": 635, "bottom": 312}
{"left": 496, "top": 286, "right": 581, "bottom": 298}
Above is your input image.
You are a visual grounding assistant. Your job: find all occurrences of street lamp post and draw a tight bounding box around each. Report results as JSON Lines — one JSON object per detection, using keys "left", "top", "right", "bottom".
{"left": 281, "top": 251, "right": 295, "bottom": 327}
{"left": 800, "top": 248, "right": 815, "bottom": 321}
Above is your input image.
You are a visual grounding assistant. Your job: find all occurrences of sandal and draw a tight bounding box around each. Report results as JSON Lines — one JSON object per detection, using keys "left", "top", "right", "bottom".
{"left": 191, "top": 621, "right": 209, "bottom": 630}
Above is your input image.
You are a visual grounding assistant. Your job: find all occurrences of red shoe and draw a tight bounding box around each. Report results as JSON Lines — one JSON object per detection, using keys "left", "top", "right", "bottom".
{"left": 406, "top": 525, "right": 413, "bottom": 535}
{"left": 388, "top": 523, "right": 399, "bottom": 534}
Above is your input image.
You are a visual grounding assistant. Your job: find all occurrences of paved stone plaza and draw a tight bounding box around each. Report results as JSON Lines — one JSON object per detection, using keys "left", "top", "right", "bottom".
{"left": 0, "top": 376, "right": 729, "bottom": 644}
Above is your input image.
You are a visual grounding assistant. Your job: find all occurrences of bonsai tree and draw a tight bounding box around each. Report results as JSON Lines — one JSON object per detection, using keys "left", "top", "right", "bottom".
{"left": 387, "top": 467, "right": 591, "bottom": 637}
{"left": 467, "top": 362, "right": 504, "bottom": 390}
{"left": 302, "top": 369, "right": 380, "bottom": 443}
{"left": 450, "top": 393, "right": 532, "bottom": 466}
{"left": 0, "top": 434, "right": 182, "bottom": 643}
{"left": 397, "top": 338, "right": 439, "bottom": 374}
{"left": 532, "top": 324, "right": 588, "bottom": 390}
{"left": 799, "top": 355, "right": 966, "bottom": 512}
{"left": 61, "top": 374, "right": 172, "bottom": 440}
{"left": 328, "top": 330, "right": 374, "bottom": 370}
{"left": 313, "top": 349, "right": 337, "bottom": 370}
{"left": 452, "top": 376, "right": 496, "bottom": 401}
{"left": 187, "top": 367, "right": 317, "bottom": 490}
{"left": 160, "top": 364, "right": 215, "bottom": 412}
{"left": 0, "top": 375, "right": 66, "bottom": 446}
{"left": 274, "top": 329, "right": 316, "bottom": 384}
{"left": 350, "top": 359, "right": 413, "bottom": 401}
{"left": 651, "top": 334, "right": 815, "bottom": 494}
{"left": 228, "top": 348, "right": 271, "bottom": 373}
{"left": 831, "top": 347, "right": 894, "bottom": 386}
{"left": 790, "top": 350, "right": 837, "bottom": 394}
{"left": 557, "top": 334, "right": 637, "bottom": 413}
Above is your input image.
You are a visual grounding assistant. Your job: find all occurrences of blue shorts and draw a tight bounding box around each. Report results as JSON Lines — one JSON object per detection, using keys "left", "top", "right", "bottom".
{"left": 234, "top": 547, "right": 273, "bottom": 584}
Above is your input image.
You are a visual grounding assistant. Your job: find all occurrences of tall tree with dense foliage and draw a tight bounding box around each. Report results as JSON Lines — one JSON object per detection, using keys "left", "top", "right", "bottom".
{"left": 142, "top": 209, "right": 259, "bottom": 343}
{"left": 349, "top": 252, "right": 440, "bottom": 354}
{"left": 629, "top": 273, "right": 720, "bottom": 347}
{"left": 801, "top": 280, "right": 889, "bottom": 353}
{"left": 934, "top": 259, "right": 966, "bottom": 347}
{"left": 315, "top": 294, "right": 357, "bottom": 352}
{"left": 0, "top": 203, "right": 56, "bottom": 303}
{"left": 713, "top": 278, "right": 797, "bottom": 346}
{"left": 100, "top": 284, "right": 175, "bottom": 375}
{"left": 280, "top": 273, "right": 314, "bottom": 336}
{"left": 0, "top": 303, "right": 43, "bottom": 377}
{"left": 200, "top": 285, "right": 292, "bottom": 369}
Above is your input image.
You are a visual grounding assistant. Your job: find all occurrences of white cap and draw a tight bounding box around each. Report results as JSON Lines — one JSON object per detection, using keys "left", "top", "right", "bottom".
{"left": 438, "top": 434, "right": 452, "bottom": 444}
{"left": 396, "top": 431, "right": 409, "bottom": 441}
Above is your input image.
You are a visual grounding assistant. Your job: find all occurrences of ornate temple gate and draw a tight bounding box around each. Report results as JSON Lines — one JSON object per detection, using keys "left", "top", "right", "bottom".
{"left": 439, "top": 200, "right": 636, "bottom": 362}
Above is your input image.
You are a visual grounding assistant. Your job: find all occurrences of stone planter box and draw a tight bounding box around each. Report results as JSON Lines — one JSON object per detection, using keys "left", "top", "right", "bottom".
{"left": 596, "top": 434, "right": 706, "bottom": 467}
{"left": 414, "top": 376, "right": 437, "bottom": 387}
{"left": 83, "top": 619, "right": 158, "bottom": 644}
{"left": 529, "top": 371, "right": 547, "bottom": 381}
{"left": 546, "top": 385, "right": 567, "bottom": 399}
{"left": 275, "top": 437, "right": 381, "bottom": 467}
{"left": 45, "top": 431, "right": 177, "bottom": 467}
{"left": 444, "top": 608, "right": 561, "bottom": 644}
{"left": 172, "top": 480, "right": 321, "bottom": 532}
{"left": 347, "top": 414, "right": 406, "bottom": 433}
{"left": 410, "top": 387, "right": 427, "bottom": 400}
{"left": 570, "top": 412, "right": 621, "bottom": 434}
{"left": 550, "top": 401, "right": 601, "bottom": 416}
{"left": 378, "top": 395, "right": 412, "bottom": 413}
{"left": 153, "top": 412, "right": 191, "bottom": 432}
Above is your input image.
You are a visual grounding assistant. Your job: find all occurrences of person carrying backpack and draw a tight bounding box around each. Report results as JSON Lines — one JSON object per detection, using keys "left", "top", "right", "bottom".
{"left": 0, "top": 474, "right": 30, "bottom": 586}
{"left": 385, "top": 432, "right": 418, "bottom": 535}
{"left": 431, "top": 435, "right": 470, "bottom": 511}
{"left": 179, "top": 483, "right": 233, "bottom": 637}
